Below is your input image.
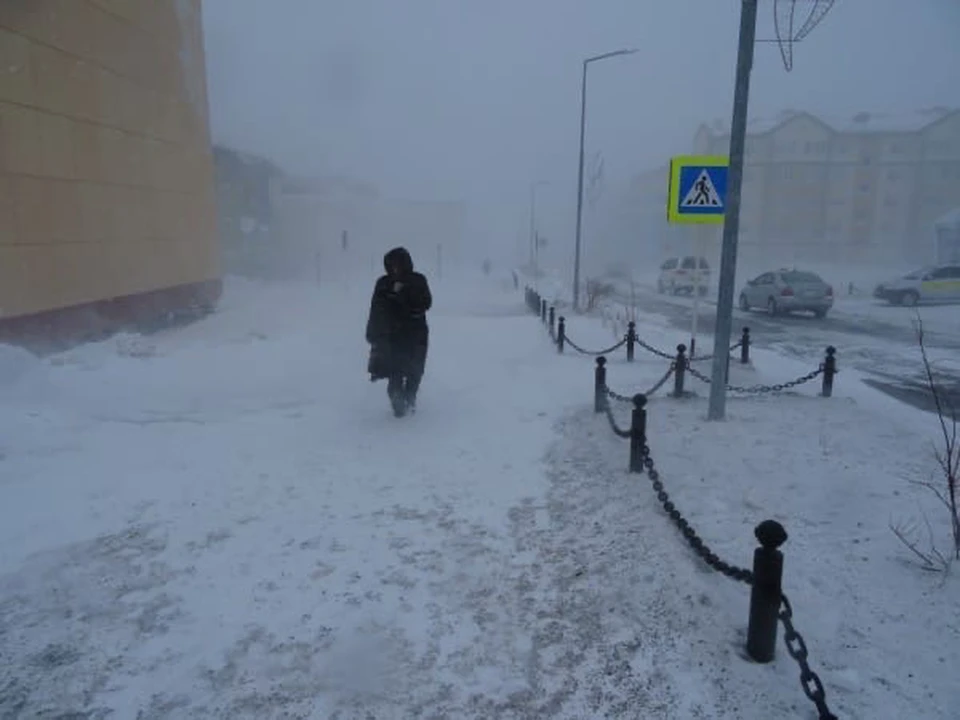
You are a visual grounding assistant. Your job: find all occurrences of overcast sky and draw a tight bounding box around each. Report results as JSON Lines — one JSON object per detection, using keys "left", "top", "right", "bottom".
{"left": 201, "top": 0, "right": 960, "bottom": 254}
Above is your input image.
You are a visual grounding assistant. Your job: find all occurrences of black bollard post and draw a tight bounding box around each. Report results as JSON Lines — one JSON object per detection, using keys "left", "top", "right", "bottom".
{"left": 746, "top": 520, "right": 788, "bottom": 663}
{"left": 626, "top": 321, "right": 636, "bottom": 362}
{"left": 549, "top": 306, "right": 556, "bottom": 337}
{"left": 740, "top": 327, "right": 751, "bottom": 364}
{"left": 672, "top": 344, "right": 687, "bottom": 398}
{"left": 725, "top": 352, "right": 731, "bottom": 385}
{"left": 541, "top": 298, "right": 547, "bottom": 323}
{"left": 594, "top": 356, "right": 607, "bottom": 413}
{"left": 821, "top": 346, "right": 837, "bottom": 397}
{"left": 628, "top": 394, "right": 648, "bottom": 473}
{"left": 557, "top": 317, "right": 566, "bottom": 353}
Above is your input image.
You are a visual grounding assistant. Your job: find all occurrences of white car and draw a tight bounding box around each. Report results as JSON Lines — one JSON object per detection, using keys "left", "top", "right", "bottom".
{"left": 873, "top": 265, "right": 960, "bottom": 306}
{"left": 657, "top": 256, "right": 710, "bottom": 296}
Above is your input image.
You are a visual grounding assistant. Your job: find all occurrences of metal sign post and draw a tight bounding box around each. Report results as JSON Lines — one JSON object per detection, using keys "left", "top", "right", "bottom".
{"left": 707, "top": 0, "right": 758, "bottom": 421}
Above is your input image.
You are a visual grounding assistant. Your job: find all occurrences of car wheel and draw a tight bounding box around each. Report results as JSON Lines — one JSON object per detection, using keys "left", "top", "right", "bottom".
{"left": 767, "top": 297, "right": 779, "bottom": 316}
{"left": 813, "top": 309, "right": 827, "bottom": 319}
{"left": 901, "top": 291, "right": 919, "bottom": 307}
{"left": 739, "top": 294, "right": 750, "bottom": 311}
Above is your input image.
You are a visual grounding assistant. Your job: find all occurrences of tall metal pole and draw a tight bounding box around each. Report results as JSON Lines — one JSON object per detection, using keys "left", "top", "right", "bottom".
{"left": 571, "top": 49, "right": 637, "bottom": 312}
{"left": 707, "top": 0, "right": 759, "bottom": 421}
{"left": 572, "top": 61, "right": 588, "bottom": 312}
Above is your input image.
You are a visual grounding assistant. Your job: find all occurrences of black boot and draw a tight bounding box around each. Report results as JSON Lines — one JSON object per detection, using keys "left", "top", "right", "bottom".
{"left": 387, "top": 376, "right": 407, "bottom": 418}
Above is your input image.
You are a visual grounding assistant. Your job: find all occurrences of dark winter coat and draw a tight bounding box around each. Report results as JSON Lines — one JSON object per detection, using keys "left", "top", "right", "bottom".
{"left": 366, "top": 247, "right": 432, "bottom": 378}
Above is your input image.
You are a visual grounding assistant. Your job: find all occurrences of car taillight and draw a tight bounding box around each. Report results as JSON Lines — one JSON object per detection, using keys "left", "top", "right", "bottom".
{"left": 826, "top": 285, "right": 833, "bottom": 296}
{"left": 781, "top": 287, "right": 794, "bottom": 297}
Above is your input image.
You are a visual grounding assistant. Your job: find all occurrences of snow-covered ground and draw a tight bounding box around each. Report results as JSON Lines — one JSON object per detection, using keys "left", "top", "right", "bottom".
{"left": 1, "top": 276, "right": 957, "bottom": 719}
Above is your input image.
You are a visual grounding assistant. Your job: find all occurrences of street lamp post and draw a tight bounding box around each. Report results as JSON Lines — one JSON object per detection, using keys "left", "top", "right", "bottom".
{"left": 530, "top": 180, "right": 549, "bottom": 287}
{"left": 572, "top": 48, "right": 637, "bottom": 312}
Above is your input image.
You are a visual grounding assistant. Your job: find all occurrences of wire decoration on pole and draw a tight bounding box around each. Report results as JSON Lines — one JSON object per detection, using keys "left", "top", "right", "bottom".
{"left": 773, "top": 0, "right": 836, "bottom": 72}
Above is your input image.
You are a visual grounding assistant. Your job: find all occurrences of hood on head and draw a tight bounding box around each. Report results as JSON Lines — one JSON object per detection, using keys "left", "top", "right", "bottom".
{"left": 384, "top": 247, "right": 413, "bottom": 274}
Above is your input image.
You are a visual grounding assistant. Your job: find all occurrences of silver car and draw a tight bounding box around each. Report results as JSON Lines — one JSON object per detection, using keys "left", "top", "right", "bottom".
{"left": 873, "top": 265, "right": 960, "bottom": 306}
{"left": 738, "top": 269, "right": 834, "bottom": 318}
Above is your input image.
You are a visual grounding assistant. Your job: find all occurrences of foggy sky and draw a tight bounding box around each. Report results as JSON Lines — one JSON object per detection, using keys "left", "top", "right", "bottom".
{"left": 201, "top": 0, "right": 960, "bottom": 257}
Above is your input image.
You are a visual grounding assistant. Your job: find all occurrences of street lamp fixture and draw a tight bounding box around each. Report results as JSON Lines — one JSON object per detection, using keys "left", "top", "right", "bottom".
{"left": 572, "top": 48, "right": 638, "bottom": 312}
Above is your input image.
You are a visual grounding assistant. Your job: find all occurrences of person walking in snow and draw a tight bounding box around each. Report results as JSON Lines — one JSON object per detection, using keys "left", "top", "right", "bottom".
{"left": 365, "top": 247, "right": 433, "bottom": 417}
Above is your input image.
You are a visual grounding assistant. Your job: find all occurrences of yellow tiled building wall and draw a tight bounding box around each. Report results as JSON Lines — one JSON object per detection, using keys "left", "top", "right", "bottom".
{"left": 0, "top": 0, "right": 218, "bottom": 318}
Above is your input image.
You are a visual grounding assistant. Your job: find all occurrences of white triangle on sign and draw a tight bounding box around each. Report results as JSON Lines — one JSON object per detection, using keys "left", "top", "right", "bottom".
{"left": 680, "top": 169, "right": 723, "bottom": 208}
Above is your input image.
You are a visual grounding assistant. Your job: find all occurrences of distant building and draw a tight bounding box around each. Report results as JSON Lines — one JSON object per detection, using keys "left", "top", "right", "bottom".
{"left": 693, "top": 107, "right": 960, "bottom": 265}
{"left": 272, "top": 176, "right": 465, "bottom": 283}
{"left": 212, "top": 145, "right": 284, "bottom": 278}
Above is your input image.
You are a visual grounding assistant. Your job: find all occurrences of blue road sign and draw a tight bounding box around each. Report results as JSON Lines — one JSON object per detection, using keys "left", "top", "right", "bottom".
{"left": 667, "top": 156, "right": 729, "bottom": 224}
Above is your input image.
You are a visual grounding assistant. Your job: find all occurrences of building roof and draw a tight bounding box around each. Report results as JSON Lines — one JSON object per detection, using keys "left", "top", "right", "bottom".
{"left": 701, "top": 107, "right": 958, "bottom": 138}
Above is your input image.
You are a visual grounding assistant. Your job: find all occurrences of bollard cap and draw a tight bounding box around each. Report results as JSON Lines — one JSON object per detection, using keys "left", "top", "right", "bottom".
{"left": 596, "top": 356, "right": 607, "bottom": 366}
{"left": 559, "top": 316, "right": 565, "bottom": 323}
{"left": 628, "top": 320, "right": 636, "bottom": 327}
{"left": 677, "top": 343, "right": 687, "bottom": 353}
{"left": 743, "top": 326, "right": 751, "bottom": 335}
{"left": 826, "top": 345, "right": 836, "bottom": 356}
{"left": 754, "top": 520, "right": 788, "bottom": 549}
{"left": 632, "top": 393, "right": 647, "bottom": 408}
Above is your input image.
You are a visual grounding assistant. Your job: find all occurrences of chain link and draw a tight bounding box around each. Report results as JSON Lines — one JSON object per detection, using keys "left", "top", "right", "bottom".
{"left": 602, "top": 363, "right": 676, "bottom": 409}
{"left": 565, "top": 335, "right": 628, "bottom": 356}
{"left": 686, "top": 363, "right": 823, "bottom": 394}
{"left": 644, "top": 364, "right": 676, "bottom": 397}
{"left": 641, "top": 448, "right": 754, "bottom": 584}
{"left": 602, "top": 399, "right": 632, "bottom": 438}
{"left": 780, "top": 594, "right": 839, "bottom": 720}
{"left": 605, "top": 386, "right": 634, "bottom": 404}
{"left": 634, "top": 337, "right": 676, "bottom": 360}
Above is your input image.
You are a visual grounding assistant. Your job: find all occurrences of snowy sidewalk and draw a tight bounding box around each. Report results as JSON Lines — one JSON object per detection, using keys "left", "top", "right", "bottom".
{"left": 2, "top": 277, "right": 957, "bottom": 719}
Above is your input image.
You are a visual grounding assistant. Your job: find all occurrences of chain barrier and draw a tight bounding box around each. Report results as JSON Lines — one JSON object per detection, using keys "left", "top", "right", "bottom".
{"left": 605, "top": 386, "right": 635, "bottom": 405}
{"left": 640, "top": 448, "right": 754, "bottom": 584}
{"left": 603, "top": 364, "right": 676, "bottom": 408}
{"left": 634, "top": 337, "right": 676, "bottom": 361}
{"left": 780, "top": 594, "right": 839, "bottom": 720}
{"left": 565, "top": 335, "right": 628, "bottom": 356}
{"left": 643, "top": 364, "right": 676, "bottom": 397}
{"left": 602, "top": 399, "right": 632, "bottom": 438}
{"left": 686, "top": 363, "right": 823, "bottom": 395}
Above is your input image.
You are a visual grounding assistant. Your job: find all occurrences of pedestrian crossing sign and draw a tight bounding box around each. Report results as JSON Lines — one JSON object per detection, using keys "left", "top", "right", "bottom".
{"left": 667, "top": 155, "right": 729, "bottom": 224}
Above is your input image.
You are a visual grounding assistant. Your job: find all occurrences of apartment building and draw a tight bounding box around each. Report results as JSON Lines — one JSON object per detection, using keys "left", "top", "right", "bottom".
{"left": 0, "top": 0, "right": 219, "bottom": 350}
{"left": 692, "top": 107, "right": 960, "bottom": 265}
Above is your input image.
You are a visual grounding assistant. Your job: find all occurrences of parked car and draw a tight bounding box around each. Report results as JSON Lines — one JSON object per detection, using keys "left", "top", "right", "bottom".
{"left": 873, "top": 265, "right": 960, "bottom": 306}
{"left": 738, "top": 269, "right": 833, "bottom": 318}
{"left": 657, "top": 256, "right": 710, "bottom": 296}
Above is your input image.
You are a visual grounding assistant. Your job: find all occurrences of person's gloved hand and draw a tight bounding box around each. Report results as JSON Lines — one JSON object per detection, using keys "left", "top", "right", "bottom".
{"left": 392, "top": 281, "right": 404, "bottom": 293}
